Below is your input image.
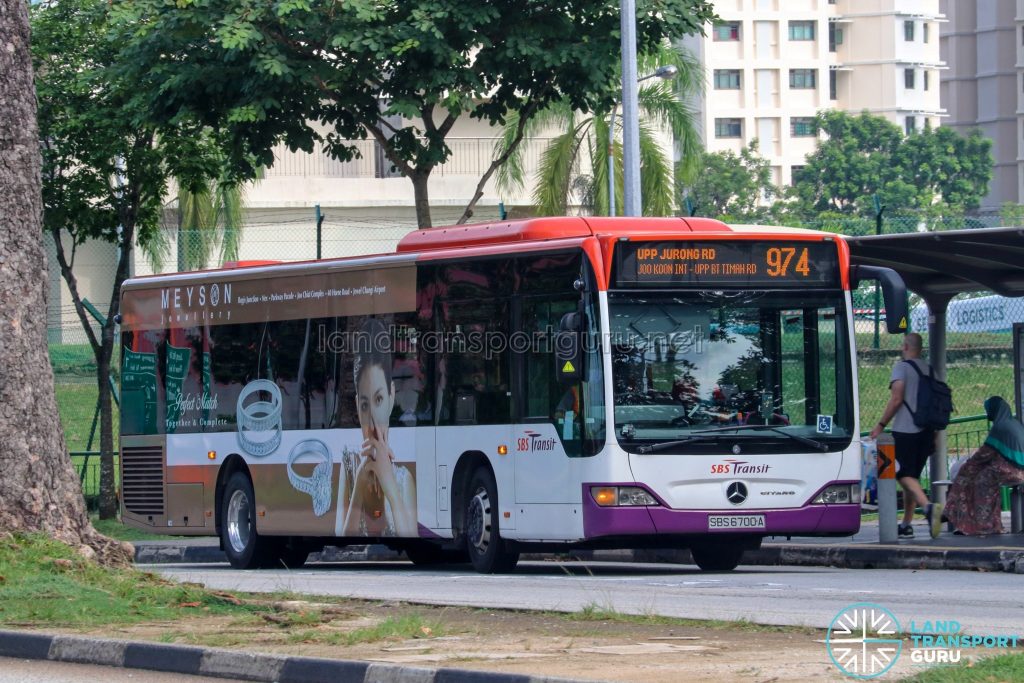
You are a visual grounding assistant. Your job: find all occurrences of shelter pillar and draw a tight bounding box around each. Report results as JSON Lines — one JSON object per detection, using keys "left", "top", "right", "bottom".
{"left": 924, "top": 294, "right": 953, "bottom": 503}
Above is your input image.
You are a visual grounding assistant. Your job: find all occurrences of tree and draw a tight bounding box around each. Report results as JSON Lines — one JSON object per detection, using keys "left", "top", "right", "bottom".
{"left": 142, "top": 181, "right": 246, "bottom": 272}
{"left": 113, "top": 0, "right": 716, "bottom": 228}
{"left": 496, "top": 44, "right": 702, "bottom": 217}
{"left": 788, "top": 111, "right": 993, "bottom": 216}
{"left": 0, "top": 0, "right": 131, "bottom": 564}
{"left": 678, "top": 141, "right": 774, "bottom": 220}
{"left": 33, "top": 0, "right": 226, "bottom": 518}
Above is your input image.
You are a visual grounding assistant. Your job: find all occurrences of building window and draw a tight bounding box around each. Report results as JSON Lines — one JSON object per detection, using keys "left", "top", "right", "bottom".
{"left": 713, "top": 69, "right": 742, "bottom": 89}
{"left": 714, "top": 22, "right": 741, "bottom": 41}
{"left": 923, "top": 23, "right": 929, "bottom": 43}
{"left": 905, "top": 116, "right": 916, "bottom": 135}
{"left": 789, "top": 69, "right": 817, "bottom": 89}
{"left": 924, "top": 71, "right": 930, "bottom": 91}
{"left": 791, "top": 117, "right": 817, "bottom": 137}
{"left": 791, "top": 166, "right": 805, "bottom": 185}
{"left": 789, "top": 20, "right": 816, "bottom": 41}
{"left": 829, "top": 23, "right": 844, "bottom": 52}
{"left": 904, "top": 20, "right": 915, "bottom": 41}
{"left": 829, "top": 69, "right": 837, "bottom": 100}
{"left": 904, "top": 68, "right": 915, "bottom": 89}
{"left": 715, "top": 118, "right": 743, "bottom": 138}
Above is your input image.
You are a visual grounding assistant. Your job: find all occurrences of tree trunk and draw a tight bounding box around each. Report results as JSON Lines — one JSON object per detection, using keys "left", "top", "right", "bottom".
{"left": 97, "top": 347, "right": 117, "bottom": 519}
{"left": 411, "top": 171, "right": 433, "bottom": 229}
{"left": 0, "top": 0, "right": 132, "bottom": 565}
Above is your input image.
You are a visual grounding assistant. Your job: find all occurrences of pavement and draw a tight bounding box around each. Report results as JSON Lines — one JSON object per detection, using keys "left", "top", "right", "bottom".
{"left": 133, "top": 512, "right": 1024, "bottom": 574}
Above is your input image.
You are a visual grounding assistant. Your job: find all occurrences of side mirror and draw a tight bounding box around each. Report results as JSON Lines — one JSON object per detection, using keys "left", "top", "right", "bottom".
{"left": 851, "top": 265, "right": 908, "bottom": 334}
{"left": 555, "top": 308, "right": 585, "bottom": 384}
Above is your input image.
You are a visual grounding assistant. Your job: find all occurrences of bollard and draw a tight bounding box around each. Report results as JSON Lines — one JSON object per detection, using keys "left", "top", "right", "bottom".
{"left": 877, "top": 433, "right": 898, "bottom": 543}
{"left": 1012, "top": 485, "right": 1023, "bottom": 534}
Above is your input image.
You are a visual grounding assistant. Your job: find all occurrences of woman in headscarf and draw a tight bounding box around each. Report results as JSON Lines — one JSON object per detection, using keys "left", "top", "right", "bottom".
{"left": 945, "top": 396, "right": 1024, "bottom": 535}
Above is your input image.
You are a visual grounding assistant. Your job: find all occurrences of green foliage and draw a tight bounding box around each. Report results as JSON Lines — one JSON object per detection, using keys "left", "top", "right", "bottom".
{"left": 679, "top": 141, "right": 774, "bottom": 221}
{"left": 787, "top": 111, "right": 993, "bottom": 216}
{"left": 896, "top": 653, "right": 1024, "bottom": 683}
{"left": 32, "top": 0, "right": 224, "bottom": 251}
{"left": 1000, "top": 202, "right": 1024, "bottom": 227}
{"left": 497, "top": 43, "right": 704, "bottom": 217}
{"left": 113, "top": 0, "right": 716, "bottom": 226}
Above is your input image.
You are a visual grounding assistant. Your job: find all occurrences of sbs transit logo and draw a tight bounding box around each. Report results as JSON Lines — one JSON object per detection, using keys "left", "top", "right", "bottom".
{"left": 826, "top": 603, "right": 902, "bottom": 679}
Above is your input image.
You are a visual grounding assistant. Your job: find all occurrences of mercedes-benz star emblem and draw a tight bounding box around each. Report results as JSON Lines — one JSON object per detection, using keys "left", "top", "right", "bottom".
{"left": 726, "top": 482, "right": 748, "bottom": 505}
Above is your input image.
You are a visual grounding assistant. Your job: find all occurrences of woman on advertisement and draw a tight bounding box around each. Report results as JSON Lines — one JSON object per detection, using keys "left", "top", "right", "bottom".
{"left": 337, "top": 317, "right": 418, "bottom": 537}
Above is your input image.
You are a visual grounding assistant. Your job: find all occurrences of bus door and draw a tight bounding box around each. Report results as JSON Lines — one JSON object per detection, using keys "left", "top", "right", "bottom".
{"left": 435, "top": 297, "right": 516, "bottom": 523}
{"left": 516, "top": 295, "right": 582, "bottom": 504}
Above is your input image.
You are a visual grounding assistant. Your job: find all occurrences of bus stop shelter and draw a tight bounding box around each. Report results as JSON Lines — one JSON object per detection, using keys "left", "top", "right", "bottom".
{"left": 846, "top": 227, "right": 1024, "bottom": 501}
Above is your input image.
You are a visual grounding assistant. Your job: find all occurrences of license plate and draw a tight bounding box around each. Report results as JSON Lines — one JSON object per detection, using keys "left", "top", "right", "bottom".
{"left": 708, "top": 514, "right": 766, "bottom": 530}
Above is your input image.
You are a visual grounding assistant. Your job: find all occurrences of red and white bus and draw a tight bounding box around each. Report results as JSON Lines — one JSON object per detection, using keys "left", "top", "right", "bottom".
{"left": 119, "top": 217, "right": 907, "bottom": 572}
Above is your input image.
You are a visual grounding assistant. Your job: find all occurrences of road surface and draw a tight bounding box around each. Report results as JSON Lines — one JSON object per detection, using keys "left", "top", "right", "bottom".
{"left": 151, "top": 560, "right": 1024, "bottom": 637}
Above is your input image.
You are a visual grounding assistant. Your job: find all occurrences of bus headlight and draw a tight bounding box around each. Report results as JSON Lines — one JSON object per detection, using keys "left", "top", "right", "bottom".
{"left": 813, "top": 484, "right": 860, "bottom": 505}
{"left": 590, "top": 486, "right": 658, "bottom": 507}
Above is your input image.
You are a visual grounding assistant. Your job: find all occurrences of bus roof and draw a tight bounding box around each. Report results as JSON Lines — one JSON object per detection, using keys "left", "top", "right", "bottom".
{"left": 123, "top": 217, "right": 840, "bottom": 291}
{"left": 394, "top": 216, "right": 769, "bottom": 252}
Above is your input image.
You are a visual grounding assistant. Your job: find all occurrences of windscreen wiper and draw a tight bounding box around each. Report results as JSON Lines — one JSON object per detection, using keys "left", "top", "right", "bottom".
{"left": 633, "top": 429, "right": 727, "bottom": 454}
{"left": 632, "top": 424, "right": 829, "bottom": 454}
{"left": 719, "top": 424, "right": 830, "bottom": 452}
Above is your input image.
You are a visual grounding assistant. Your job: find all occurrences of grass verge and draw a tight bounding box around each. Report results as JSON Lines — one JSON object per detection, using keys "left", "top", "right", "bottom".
{"left": 0, "top": 533, "right": 265, "bottom": 627}
{"left": 897, "top": 653, "right": 1024, "bottom": 682}
{"left": 565, "top": 602, "right": 817, "bottom": 635}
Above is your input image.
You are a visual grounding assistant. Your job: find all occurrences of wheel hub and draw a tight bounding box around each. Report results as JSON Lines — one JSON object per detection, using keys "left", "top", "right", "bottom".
{"left": 467, "top": 488, "right": 491, "bottom": 553}
{"left": 226, "top": 489, "right": 251, "bottom": 554}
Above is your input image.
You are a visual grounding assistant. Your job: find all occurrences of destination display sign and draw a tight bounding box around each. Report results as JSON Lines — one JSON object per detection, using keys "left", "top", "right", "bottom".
{"left": 616, "top": 240, "right": 840, "bottom": 288}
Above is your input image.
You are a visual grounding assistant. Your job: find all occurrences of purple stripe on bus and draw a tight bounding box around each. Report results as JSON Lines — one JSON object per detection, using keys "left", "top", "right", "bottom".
{"left": 581, "top": 484, "right": 860, "bottom": 538}
{"left": 418, "top": 524, "right": 444, "bottom": 539}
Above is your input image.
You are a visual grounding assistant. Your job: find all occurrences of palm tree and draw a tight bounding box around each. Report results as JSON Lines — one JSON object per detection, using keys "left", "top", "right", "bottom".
{"left": 496, "top": 43, "right": 703, "bottom": 217}
{"left": 144, "top": 178, "right": 245, "bottom": 272}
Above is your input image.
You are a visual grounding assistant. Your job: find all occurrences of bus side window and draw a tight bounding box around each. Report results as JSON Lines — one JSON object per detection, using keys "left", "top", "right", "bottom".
{"left": 439, "top": 299, "right": 512, "bottom": 426}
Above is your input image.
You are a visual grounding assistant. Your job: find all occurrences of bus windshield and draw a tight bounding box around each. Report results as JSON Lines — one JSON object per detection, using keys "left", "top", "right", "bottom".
{"left": 608, "top": 290, "right": 853, "bottom": 454}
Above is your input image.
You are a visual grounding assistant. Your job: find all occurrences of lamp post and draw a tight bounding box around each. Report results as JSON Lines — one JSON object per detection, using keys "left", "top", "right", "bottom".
{"left": 608, "top": 64, "right": 678, "bottom": 216}
{"left": 620, "top": 0, "right": 640, "bottom": 217}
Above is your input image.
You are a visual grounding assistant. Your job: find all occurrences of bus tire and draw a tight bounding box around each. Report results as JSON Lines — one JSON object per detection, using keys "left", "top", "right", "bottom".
{"left": 464, "top": 468, "right": 519, "bottom": 574}
{"left": 690, "top": 542, "right": 744, "bottom": 572}
{"left": 220, "top": 471, "right": 273, "bottom": 569}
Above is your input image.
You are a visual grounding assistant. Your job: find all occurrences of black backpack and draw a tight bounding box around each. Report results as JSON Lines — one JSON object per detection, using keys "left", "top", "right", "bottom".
{"left": 902, "top": 360, "right": 954, "bottom": 431}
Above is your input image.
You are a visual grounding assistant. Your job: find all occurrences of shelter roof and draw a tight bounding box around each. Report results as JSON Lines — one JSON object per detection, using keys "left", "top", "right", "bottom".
{"left": 846, "top": 227, "right": 1024, "bottom": 299}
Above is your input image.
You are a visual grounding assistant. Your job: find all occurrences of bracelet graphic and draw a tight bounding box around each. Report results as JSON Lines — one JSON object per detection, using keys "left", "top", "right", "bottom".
{"left": 236, "top": 379, "right": 282, "bottom": 456}
{"left": 287, "top": 439, "right": 333, "bottom": 517}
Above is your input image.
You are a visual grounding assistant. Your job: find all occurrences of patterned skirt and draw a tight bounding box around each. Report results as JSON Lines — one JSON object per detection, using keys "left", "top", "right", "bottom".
{"left": 945, "top": 445, "right": 1024, "bottom": 536}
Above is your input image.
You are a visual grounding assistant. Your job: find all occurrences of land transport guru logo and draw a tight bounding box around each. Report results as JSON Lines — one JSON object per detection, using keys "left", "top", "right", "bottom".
{"left": 827, "top": 603, "right": 902, "bottom": 679}
{"left": 826, "top": 602, "right": 1021, "bottom": 679}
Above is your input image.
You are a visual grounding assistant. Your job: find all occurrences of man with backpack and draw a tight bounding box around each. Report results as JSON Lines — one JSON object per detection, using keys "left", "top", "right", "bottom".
{"left": 869, "top": 333, "right": 947, "bottom": 539}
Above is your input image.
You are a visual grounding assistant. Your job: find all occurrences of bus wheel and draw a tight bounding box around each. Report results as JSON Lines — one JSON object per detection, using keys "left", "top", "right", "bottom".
{"left": 690, "top": 542, "right": 744, "bottom": 572}
{"left": 464, "top": 468, "right": 519, "bottom": 574}
{"left": 221, "top": 471, "right": 272, "bottom": 569}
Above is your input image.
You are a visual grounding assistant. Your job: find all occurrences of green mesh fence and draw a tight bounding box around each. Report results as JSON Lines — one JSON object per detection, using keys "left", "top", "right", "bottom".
{"left": 47, "top": 209, "right": 1024, "bottom": 497}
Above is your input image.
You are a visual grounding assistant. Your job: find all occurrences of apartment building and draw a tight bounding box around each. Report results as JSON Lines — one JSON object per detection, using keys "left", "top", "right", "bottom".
{"left": 940, "top": 0, "right": 1023, "bottom": 208}
{"left": 683, "top": 0, "right": 945, "bottom": 187}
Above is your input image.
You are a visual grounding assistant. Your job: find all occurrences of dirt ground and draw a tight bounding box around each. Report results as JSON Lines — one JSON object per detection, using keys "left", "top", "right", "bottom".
{"left": 48, "top": 597, "right": 995, "bottom": 682}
